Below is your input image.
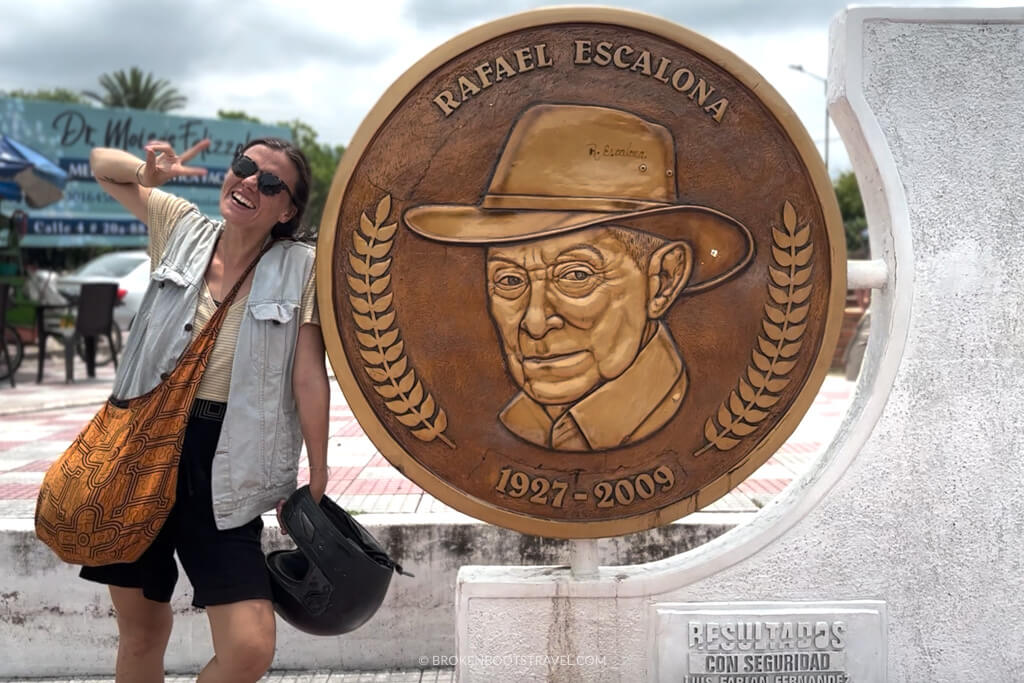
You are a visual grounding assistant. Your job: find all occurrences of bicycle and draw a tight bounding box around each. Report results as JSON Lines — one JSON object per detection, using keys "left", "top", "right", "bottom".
{"left": 0, "top": 322, "right": 24, "bottom": 381}
{"left": 1, "top": 279, "right": 25, "bottom": 382}
{"left": 42, "top": 311, "right": 123, "bottom": 368}
{"left": 76, "top": 320, "right": 122, "bottom": 366}
{"left": 0, "top": 315, "right": 119, "bottom": 381}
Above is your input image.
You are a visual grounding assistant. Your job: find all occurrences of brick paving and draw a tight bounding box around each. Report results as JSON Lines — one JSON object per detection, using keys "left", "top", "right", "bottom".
{"left": 0, "top": 345, "right": 118, "bottom": 416}
{"left": 0, "top": 356, "right": 854, "bottom": 519}
{"left": 0, "top": 670, "right": 455, "bottom": 683}
{"left": 0, "top": 352, "right": 852, "bottom": 681}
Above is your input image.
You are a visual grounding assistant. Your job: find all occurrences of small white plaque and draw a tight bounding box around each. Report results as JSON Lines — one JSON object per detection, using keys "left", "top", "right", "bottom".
{"left": 653, "top": 600, "right": 886, "bottom": 683}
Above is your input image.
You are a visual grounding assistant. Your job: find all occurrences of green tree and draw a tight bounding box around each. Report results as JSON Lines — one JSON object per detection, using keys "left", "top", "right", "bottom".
{"left": 5, "top": 88, "right": 86, "bottom": 104}
{"left": 276, "top": 119, "right": 345, "bottom": 236}
{"left": 82, "top": 67, "right": 187, "bottom": 112}
{"left": 217, "top": 109, "right": 263, "bottom": 124}
{"left": 834, "top": 170, "right": 867, "bottom": 255}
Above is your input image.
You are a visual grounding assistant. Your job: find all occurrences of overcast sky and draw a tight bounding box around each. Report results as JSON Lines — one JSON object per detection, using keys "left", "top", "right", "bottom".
{"left": 0, "top": 0, "right": 1013, "bottom": 177}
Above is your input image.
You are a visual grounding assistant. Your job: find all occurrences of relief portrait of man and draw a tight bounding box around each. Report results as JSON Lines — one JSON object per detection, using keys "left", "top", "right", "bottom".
{"left": 405, "top": 104, "right": 754, "bottom": 452}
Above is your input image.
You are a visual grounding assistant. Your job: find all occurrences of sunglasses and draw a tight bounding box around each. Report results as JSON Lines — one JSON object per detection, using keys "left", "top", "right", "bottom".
{"left": 230, "top": 154, "right": 296, "bottom": 205}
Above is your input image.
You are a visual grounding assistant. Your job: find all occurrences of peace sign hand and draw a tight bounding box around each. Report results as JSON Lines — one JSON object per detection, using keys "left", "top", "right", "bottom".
{"left": 139, "top": 139, "right": 211, "bottom": 187}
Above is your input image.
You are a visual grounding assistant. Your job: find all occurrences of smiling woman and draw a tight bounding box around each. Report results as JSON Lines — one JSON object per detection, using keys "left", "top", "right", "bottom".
{"left": 220, "top": 138, "right": 311, "bottom": 240}
{"left": 48, "top": 137, "right": 330, "bottom": 682}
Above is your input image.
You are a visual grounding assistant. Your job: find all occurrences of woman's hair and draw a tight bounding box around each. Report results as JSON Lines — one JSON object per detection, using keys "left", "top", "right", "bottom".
{"left": 238, "top": 137, "right": 311, "bottom": 239}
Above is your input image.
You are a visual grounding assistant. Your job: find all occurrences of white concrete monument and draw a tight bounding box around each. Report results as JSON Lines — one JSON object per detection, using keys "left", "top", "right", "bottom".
{"left": 455, "top": 7, "right": 1024, "bottom": 682}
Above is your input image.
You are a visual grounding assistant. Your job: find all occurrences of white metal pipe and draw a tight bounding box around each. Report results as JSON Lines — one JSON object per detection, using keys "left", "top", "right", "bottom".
{"left": 847, "top": 258, "right": 888, "bottom": 289}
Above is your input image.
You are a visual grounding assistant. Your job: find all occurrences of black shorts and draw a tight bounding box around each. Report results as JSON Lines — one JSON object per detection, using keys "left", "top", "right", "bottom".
{"left": 80, "top": 399, "right": 273, "bottom": 608}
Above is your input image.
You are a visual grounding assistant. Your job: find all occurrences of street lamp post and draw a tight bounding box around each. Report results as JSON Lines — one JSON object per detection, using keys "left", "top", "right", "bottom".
{"left": 789, "top": 64, "right": 829, "bottom": 175}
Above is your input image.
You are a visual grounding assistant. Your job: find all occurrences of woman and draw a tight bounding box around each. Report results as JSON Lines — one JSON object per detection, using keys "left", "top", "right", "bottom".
{"left": 83, "top": 137, "right": 329, "bottom": 682}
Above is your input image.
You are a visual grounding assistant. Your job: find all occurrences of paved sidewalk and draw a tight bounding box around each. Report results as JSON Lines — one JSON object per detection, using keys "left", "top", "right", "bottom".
{"left": 0, "top": 351, "right": 852, "bottom": 681}
{"left": 0, "top": 352, "right": 853, "bottom": 520}
{"left": 0, "top": 345, "right": 118, "bottom": 416}
{"left": 0, "top": 670, "right": 455, "bottom": 682}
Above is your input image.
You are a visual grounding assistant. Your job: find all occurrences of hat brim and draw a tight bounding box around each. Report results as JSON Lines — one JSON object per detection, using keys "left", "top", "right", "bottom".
{"left": 403, "top": 203, "right": 754, "bottom": 293}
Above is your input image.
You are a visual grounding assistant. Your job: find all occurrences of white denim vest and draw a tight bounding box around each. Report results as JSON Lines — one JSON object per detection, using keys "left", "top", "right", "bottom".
{"left": 111, "top": 208, "right": 315, "bottom": 529}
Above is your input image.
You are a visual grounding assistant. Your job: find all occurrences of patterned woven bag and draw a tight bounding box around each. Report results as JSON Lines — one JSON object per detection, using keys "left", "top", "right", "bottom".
{"left": 35, "top": 246, "right": 268, "bottom": 566}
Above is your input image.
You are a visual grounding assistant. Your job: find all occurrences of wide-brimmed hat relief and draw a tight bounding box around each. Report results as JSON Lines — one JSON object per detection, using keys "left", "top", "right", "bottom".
{"left": 404, "top": 103, "right": 754, "bottom": 293}
{"left": 266, "top": 486, "right": 412, "bottom": 636}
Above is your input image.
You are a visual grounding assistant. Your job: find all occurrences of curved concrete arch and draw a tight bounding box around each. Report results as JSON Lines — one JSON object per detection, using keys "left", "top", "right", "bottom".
{"left": 458, "top": 4, "right": 912, "bottom": 601}
{"left": 458, "top": 7, "right": 1024, "bottom": 681}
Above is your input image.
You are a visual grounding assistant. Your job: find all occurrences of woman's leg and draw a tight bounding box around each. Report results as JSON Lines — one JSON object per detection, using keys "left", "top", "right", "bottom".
{"left": 109, "top": 585, "right": 173, "bottom": 683}
{"left": 174, "top": 401, "right": 278, "bottom": 681}
{"left": 198, "top": 598, "right": 276, "bottom": 682}
{"left": 79, "top": 502, "right": 178, "bottom": 681}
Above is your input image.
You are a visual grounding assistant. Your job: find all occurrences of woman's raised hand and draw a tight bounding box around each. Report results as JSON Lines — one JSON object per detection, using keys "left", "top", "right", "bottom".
{"left": 139, "top": 139, "right": 211, "bottom": 187}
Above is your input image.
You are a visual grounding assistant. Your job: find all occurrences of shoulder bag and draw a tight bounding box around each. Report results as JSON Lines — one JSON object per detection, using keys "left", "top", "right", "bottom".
{"left": 35, "top": 244, "right": 269, "bottom": 566}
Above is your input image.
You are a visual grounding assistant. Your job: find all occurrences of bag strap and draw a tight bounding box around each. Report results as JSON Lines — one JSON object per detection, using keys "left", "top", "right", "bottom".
{"left": 192, "top": 240, "right": 274, "bottom": 343}
{"left": 107, "top": 241, "right": 276, "bottom": 406}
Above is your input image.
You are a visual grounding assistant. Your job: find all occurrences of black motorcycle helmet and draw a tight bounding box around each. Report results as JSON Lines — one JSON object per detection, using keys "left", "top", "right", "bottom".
{"left": 266, "top": 486, "right": 411, "bottom": 636}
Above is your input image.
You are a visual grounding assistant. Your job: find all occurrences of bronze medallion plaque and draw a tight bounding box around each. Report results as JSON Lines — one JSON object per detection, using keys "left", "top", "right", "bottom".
{"left": 318, "top": 8, "right": 846, "bottom": 538}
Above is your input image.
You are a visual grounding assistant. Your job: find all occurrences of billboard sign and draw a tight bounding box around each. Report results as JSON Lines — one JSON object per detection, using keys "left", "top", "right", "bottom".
{"left": 0, "top": 96, "right": 290, "bottom": 246}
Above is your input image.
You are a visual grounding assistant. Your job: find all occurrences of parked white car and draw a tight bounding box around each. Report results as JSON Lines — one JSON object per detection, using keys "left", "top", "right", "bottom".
{"left": 56, "top": 250, "right": 150, "bottom": 332}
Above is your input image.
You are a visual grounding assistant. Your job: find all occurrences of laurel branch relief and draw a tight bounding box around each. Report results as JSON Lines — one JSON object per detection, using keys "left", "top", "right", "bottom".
{"left": 695, "top": 201, "right": 812, "bottom": 456}
{"left": 348, "top": 195, "right": 455, "bottom": 449}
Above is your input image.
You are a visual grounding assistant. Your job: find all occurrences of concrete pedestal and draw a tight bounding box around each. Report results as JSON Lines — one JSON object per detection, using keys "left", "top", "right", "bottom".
{"left": 455, "top": 8, "right": 1024, "bottom": 682}
{"left": 0, "top": 514, "right": 735, "bottom": 677}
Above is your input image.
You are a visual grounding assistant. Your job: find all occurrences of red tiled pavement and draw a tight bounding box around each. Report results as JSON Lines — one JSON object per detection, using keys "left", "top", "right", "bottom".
{"left": 0, "top": 375, "right": 855, "bottom": 516}
{"left": 0, "top": 483, "right": 41, "bottom": 499}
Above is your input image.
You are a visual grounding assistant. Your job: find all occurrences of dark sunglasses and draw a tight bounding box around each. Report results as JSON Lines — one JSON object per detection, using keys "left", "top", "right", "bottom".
{"left": 230, "top": 154, "right": 296, "bottom": 205}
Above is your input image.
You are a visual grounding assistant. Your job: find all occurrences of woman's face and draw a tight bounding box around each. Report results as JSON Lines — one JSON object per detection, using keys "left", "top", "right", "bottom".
{"left": 219, "top": 144, "right": 298, "bottom": 236}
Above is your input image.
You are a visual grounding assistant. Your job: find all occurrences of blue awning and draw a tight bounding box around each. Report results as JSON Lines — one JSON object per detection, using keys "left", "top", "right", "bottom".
{"left": 0, "top": 180, "right": 22, "bottom": 200}
{"left": 0, "top": 135, "right": 69, "bottom": 208}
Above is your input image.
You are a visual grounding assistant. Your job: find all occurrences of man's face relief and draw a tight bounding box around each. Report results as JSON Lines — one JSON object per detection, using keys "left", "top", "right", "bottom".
{"left": 486, "top": 226, "right": 691, "bottom": 406}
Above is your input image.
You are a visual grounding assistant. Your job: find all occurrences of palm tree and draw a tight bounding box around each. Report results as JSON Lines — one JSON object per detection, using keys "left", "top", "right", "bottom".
{"left": 83, "top": 67, "right": 187, "bottom": 112}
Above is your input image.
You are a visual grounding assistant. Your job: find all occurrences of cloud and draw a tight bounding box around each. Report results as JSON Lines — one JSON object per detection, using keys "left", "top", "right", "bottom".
{"left": 401, "top": 0, "right": 975, "bottom": 33}
{"left": 0, "top": 0, "right": 1006, "bottom": 161}
{"left": 0, "top": 0, "right": 382, "bottom": 93}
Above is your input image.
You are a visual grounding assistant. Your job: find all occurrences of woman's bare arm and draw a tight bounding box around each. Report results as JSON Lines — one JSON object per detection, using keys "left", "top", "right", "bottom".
{"left": 292, "top": 323, "right": 330, "bottom": 503}
{"left": 90, "top": 147, "right": 152, "bottom": 222}
{"left": 90, "top": 139, "right": 210, "bottom": 222}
